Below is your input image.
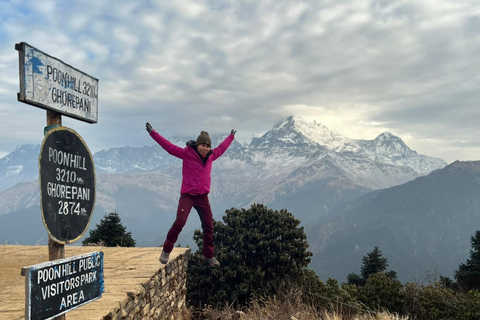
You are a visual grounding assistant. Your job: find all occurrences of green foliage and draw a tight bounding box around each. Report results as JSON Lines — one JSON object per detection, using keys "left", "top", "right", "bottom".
{"left": 347, "top": 246, "right": 397, "bottom": 286}
{"left": 337, "top": 278, "right": 480, "bottom": 320}
{"left": 346, "top": 272, "right": 365, "bottom": 286}
{"left": 455, "top": 230, "right": 480, "bottom": 291}
{"left": 82, "top": 212, "right": 135, "bottom": 247}
{"left": 358, "top": 273, "right": 405, "bottom": 314}
{"left": 403, "top": 283, "right": 480, "bottom": 320}
{"left": 186, "top": 204, "right": 313, "bottom": 309}
{"left": 300, "top": 275, "right": 362, "bottom": 317}
{"left": 184, "top": 211, "right": 480, "bottom": 318}
{"left": 361, "top": 246, "right": 389, "bottom": 279}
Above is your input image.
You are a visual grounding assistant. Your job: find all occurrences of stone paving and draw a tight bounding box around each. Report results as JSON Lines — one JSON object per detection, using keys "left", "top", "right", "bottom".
{"left": 0, "top": 245, "right": 188, "bottom": 320}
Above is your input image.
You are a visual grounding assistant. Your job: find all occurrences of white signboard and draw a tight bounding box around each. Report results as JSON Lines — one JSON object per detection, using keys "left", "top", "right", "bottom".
{"left": 16, "top": 42, "right": 99, "bottom": 123}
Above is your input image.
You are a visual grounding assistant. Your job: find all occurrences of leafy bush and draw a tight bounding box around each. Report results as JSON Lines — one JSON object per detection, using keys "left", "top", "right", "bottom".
{"left": 404, "top": 283, "right": 480, "bottom": 320}
{"left": 357, "top": 273, "right": 405, "bottom": 315}
{"left": 186, "top": 204, "right": 313, "bottom": 309}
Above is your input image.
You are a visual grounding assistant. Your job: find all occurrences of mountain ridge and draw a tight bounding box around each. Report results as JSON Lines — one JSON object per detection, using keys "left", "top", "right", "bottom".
{"left": 0, "top": 115, "right": 459, "bottom": 282}
{"left": 309, "top": 160, "right": 480, "bottom": 282}
{"left": 0, "top": 115, "right": 446, "bottom": 194}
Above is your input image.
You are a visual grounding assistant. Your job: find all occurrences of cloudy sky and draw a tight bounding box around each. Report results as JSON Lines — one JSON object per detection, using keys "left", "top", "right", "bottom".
{"left": 1, "top": 0, "right": 479, "bottom": 163}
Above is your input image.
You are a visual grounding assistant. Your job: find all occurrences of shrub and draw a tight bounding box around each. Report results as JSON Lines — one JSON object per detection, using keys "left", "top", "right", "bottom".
{"left": 357, "top": 273, "right": 405, "bottom": 315}
{"left": 187, "top": 204, "right": 313, "bottom": 309}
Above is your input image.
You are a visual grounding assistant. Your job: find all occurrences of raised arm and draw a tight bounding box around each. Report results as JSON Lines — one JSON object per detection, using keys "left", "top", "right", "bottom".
{"left": 146, "top": 122, "right": 185, "bottom": 159}
{"left": 211, "top": 129, "right": 236, "bottom": 160}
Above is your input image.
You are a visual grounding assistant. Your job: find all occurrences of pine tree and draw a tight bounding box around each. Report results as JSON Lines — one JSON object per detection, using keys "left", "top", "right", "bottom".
{"left": 186, "top": 204, "right": 314, "bottom": 309}
{"left": 347, "top": 246, "right": 397, "bottom": 286}
{"left": 455, "top": 230, "right": 480, "bottom": 291}
{"left": 361, "top": 246, "right": 389, "bottom": 279}
{"left": 82, "top": 212, "right": 135, "bottom": 247}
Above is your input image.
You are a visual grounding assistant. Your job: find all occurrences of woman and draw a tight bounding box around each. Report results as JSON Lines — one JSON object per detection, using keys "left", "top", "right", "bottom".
{"left": 146, "top": 122, "right": 236, "bottom": 267}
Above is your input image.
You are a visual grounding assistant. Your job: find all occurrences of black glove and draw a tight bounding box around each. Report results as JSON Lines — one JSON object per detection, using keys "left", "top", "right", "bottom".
{"left": 146, "top": 122, "right": 153, "bottom": 133}
{"left": 231, "top": 129, "right": 236, "bottom": 136}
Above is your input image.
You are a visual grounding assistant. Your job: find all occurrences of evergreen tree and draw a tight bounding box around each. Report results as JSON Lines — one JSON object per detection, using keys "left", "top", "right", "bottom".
{"left": 347, "top": 246, "right": 397, "bottom": 286}
{"left": 186, "top": 204, "right": 313, "bottom": 309}
{"left": 82, "top": 212, "right": 135, "bottom": 247}
{"left": 455, "top": 230, "right": 480, "bottom": 291}
{"left": 361, "top": 246, "right": 389, "bottom": 279}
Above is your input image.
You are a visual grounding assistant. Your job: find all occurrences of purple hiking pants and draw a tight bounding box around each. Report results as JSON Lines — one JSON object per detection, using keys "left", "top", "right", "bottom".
{"left": 162, "top": 194, "right": 215, "bottom": 258}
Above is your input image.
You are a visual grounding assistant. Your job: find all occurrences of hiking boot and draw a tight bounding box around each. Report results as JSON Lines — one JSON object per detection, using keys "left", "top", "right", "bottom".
{"left": 203, "top": 256, "right": 220, "bottom": 268}
{"left": 159, "top": 251, "right": 170, "bottom": 264}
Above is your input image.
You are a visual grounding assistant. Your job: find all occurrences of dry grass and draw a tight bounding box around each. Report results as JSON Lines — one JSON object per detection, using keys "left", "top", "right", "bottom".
{"left": 196, "top": 293, "right": 409, "bottom": 320}
{"left": 351, "top": 312, "right": 408, "bottom": 320}
{"left": 200, "top": 307, "right": 408, "bottom": 320}
{"left": 200, "top": 308, "right": 407, "bottom": 320}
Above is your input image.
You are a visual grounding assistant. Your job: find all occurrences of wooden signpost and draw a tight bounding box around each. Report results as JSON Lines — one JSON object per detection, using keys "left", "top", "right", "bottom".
{"left": 16, "top": 42, "right": 101, "bottom": 320}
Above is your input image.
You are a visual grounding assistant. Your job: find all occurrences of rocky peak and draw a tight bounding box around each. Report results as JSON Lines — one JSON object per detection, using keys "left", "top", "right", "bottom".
{"left": 249, "top": 115, "right": 351, "bottom": 151}
{"left": 373, "top": 131, "right": 416, "bottom": 160}
{"left": 0, "top": 144, "right": 40, "bottom": 192}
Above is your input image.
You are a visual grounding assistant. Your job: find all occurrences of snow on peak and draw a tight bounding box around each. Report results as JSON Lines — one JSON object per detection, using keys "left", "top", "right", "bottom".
{"left": 278, "top": 115, "right": 358, "bottom": 152}
{"left": 374, "top": 131, "right": 414, "bottom": 158}
{"left": 376, "top": 131, "right": 402, "bottom": 142}
{"left": 6, "top": 165, "right": 23, "bottom": 176}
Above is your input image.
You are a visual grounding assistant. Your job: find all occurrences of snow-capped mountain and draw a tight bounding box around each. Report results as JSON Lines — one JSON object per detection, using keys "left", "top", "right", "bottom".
{"left": 239, "top": 116, "right": 445, "bottom": 195}
{"left": 93, "top": 145, "right": 177, "bottom": 174}
{"left": 91, "top": 116, "right": 446, "bottom": 181}
{"left": 255, "top": 116, "right": 445, "bottom": 176}
{"left": 251, "top": 116, "right": 357, "bottom": 152}
{"left": 93, "top": 137, "right": 245, "bottom": 174}
{"left": 0, "top": 115, "right": 447, "bottom": 212}
{"left": 0, "top": 144, "right": 40, "bottom": 191}
{"left": 0, "top": 115, "right": 452, "bottom": 281}
{"left": 358, "top": 132, "right": 446, "bottom": 174}
{"left": 8, "top": 116, "right": 480, "bottom": 283}
{"left": 0, "top": 115, "right": 446, "bottom": 242}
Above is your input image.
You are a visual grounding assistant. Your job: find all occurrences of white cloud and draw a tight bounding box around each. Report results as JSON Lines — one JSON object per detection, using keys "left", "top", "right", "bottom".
{"left": 0, "top": 0, "right": 479, "bottom": 163}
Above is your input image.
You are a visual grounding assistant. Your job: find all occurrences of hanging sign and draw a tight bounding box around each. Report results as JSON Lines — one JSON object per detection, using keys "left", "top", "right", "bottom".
{"left": 16, "top": 42, "right": 98, "bottom": 123}
{"left": 39, "top": 126, "right": 96, "bottom": 244}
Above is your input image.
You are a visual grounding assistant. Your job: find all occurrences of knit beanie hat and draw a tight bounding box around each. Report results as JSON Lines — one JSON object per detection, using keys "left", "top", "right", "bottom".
{"left": 195, "top": 131, "right": 211, "bottom": 147}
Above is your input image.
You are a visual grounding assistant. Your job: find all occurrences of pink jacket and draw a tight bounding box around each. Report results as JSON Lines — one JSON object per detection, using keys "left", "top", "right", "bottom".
{"left": 150, "top": 130, "right": 234, "bottom": 194}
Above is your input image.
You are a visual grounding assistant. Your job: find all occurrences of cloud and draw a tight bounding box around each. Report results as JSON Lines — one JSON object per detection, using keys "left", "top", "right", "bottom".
{"left": 0, "top": 0, "right": 479, "bottom": 163}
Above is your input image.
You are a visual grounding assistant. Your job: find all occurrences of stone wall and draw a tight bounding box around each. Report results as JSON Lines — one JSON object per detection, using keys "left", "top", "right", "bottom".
{"left": 102, "top": 249, "right": 190, "bottom": 320}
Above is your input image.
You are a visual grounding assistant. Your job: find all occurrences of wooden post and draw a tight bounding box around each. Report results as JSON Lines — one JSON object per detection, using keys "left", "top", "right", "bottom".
{"left": 46, "top": 110, "right": 66, "bottom": 320}
{"left": 47, "top": 109, "right": 62, "bottom": 127}
{"left": 46, "top": 109, "right": 63, "bottom": 262}
{"left": 48, "top": 238, "right": 65, "bottom": 260}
